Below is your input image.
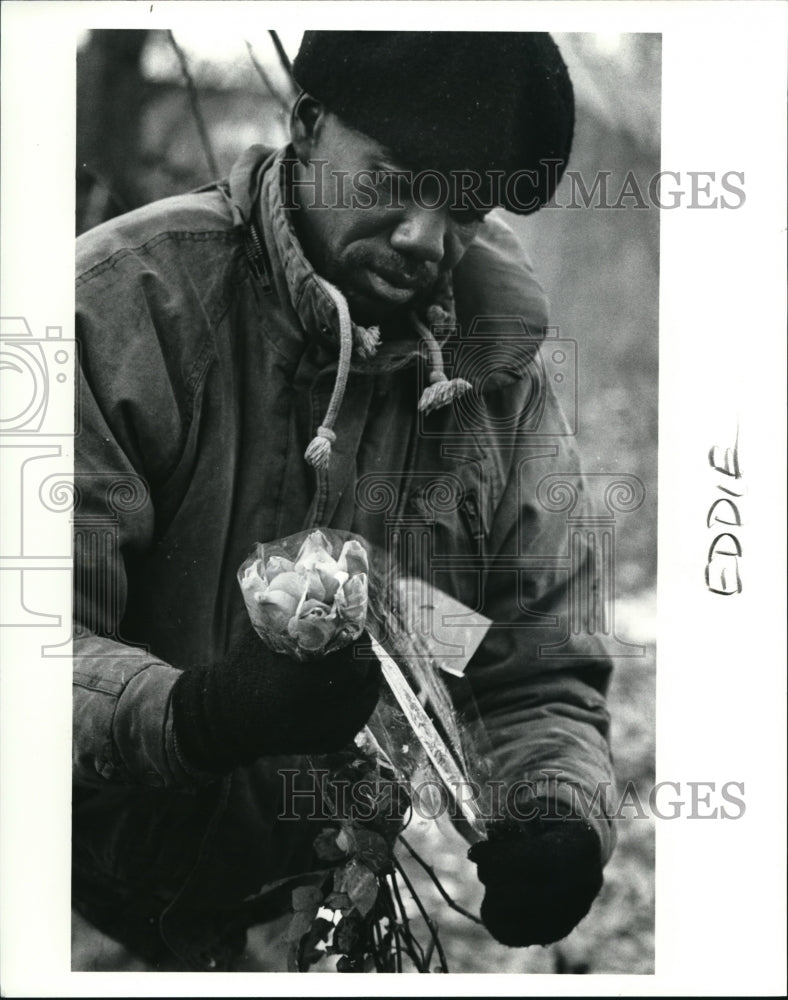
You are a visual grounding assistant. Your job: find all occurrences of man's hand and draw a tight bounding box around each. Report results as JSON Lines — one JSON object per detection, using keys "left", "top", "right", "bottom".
{"left": 468, "top": 813, "right": 604, "bottom": 947}
{"left": 171, "top": 624, "right": 380, "bottom": 771}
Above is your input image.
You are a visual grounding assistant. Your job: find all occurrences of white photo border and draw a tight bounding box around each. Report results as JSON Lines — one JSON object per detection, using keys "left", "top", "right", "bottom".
{"left": 0, "top": 1, "right": 785, "bottom": 995}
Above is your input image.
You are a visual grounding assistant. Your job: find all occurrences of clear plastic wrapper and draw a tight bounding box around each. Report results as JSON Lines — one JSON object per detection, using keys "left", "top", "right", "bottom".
{"left": 236, "top": 528, "right": 496, "bottom": 970}
{"left": 238, "top": 528, "right": 369, "bottom": 660}
{"left": 237, "top": 527, "right": 492, "bottom": 823}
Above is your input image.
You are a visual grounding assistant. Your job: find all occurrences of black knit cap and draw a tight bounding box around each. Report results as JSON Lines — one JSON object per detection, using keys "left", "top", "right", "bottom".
{"left": 292, "top": 31, "right": 574, "bottom": 215}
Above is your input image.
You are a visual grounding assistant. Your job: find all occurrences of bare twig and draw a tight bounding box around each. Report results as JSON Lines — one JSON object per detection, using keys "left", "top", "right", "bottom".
{"left": 268, "top": 29, "right": 294, "bottom": 81}
{"left": 371, "top": 915, "right": 386, "bottom": 972}
{"left": 388, "top": 872, "right": 426, "bottom": 971}
{"left": 77, "top": 163, "right": 129, "bottom": 213}
{"left": 77, "top": 164, "right": 130, "bottom": 233}
{"left": 394, "top": 857, "right": 448, "bottom": 973}
{"left": 423, "top": 929, "right": 436, "bottom": 969}
{"left": 376, "top": 879, "right": 398, "bottom": 971}
{"left": 398, "top": 835, "right": 483, "bottom": 925}
{"left": 394, "top": 924, "right": 403, "bottom": 973}
{"left": 166, "top": 30, "right": 219, "bottom": 178}
{"left": 380, "top": 874, "right": 422, "bottom": 972}
{"left": 245, "top": 39, "right": 294, "bottom": 115}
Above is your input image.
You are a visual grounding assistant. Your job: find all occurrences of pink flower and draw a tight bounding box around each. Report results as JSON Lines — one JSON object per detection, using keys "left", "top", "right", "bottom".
{"left": 296, "top": 531, "right": 340, "bottom": 574}
{"left": 337, "top": 539, "right": 368, "bottom": 577}
{"left": 265, "top": 571, "right": 306, "bottom": 601}
{"left": 241, "top": 557, "right": 268, "bottom": 602}
{"left": 265, "top": 555, "right": 295, "bottom": 582}
{"left": 288, "top": 599, "right": 336, "bottom": 652}
{"left": 299, "top": 568, "right": 327, "bottom": 603}
{"left": 251, "top": 571, "right": 307, "bottom": 633}
{"left": 238, "top": 531, "right": 370, "bottom": 659}
{"left": 336, "top": 574, "right": 367, "bottom": 625}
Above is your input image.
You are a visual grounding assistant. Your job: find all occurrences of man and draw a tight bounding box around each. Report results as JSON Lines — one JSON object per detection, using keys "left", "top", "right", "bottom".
{"left": 73, "top": 31, "right": 616, "bottom": 971}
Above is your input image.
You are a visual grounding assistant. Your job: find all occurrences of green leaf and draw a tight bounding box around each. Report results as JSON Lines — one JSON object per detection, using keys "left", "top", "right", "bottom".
{"left": 335, "top": 826, "right": 356, "bottom": 854}
{"left": 352, "top": 829, "right": 390, "bottom": 874}
{"left": 324, "top": 891, "right": 352, "bottom": 912}
{"left": 313, "top": 827, "right": 348, "bottom": 863}
{"left": 298, "top": 916, "right": 334, "bottom": 970}
{"left": 344, "top": 861, "right": 378, "bottom": 917}
{"left": 335, "top": 913, "right": 364, "bottom": 955}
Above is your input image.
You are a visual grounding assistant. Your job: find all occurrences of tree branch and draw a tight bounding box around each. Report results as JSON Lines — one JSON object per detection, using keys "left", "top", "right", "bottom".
{"left": 398, "top": 835, "right": 483, "bottom": 924}
{"left": 167, "top": 30, "right": 219, "bottom": 179}
{"left": 393, "top": 857, "right": 448, "bottom": 973}
{"left": 268, "top": 29, "right": 294, "bottom": 81}
{"left": 245, "top": 39, "right": 294, "bottom": 116}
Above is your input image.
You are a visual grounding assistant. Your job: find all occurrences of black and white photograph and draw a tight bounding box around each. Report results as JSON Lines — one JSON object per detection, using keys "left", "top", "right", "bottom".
{"left": 69, "top": 25, "right": 659, "bottom": 975}
{"left": 0, "top": 2, "right": 785, "bottom": 995}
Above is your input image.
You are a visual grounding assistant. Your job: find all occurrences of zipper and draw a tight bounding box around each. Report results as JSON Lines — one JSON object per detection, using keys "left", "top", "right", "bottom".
{"left": 244, "top": 220, "right": 272, "bottom": 292}
{"left": 459, "top": 490, "right": 486, "bottom": 555}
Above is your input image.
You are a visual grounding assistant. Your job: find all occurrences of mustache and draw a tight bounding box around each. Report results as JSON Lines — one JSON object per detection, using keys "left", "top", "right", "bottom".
{"left": 351, "top": 247, "right": 438, "bottom": 290}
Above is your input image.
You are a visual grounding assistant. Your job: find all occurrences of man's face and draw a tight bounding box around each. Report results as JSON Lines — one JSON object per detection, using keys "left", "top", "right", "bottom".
{"left": 290, "top": 107, "right": 486, "bottom": 326}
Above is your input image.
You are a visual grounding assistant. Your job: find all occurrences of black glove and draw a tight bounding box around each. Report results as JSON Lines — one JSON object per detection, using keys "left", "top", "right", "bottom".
{"left": 468, "top": 813, "right": 604, "bottom": 947}
{"left": 171, "top": 625, "right": 381, "bottom": 771}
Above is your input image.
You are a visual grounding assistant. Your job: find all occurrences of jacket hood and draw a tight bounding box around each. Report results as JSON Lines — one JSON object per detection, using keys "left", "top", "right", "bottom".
{"left": 228, "top": 144, "right": 551, "bottom": 395}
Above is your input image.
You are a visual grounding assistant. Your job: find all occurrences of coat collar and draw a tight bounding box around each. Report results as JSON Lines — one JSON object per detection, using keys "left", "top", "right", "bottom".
{"left": 229, "top": 144, "right": 436, "bottom": 375}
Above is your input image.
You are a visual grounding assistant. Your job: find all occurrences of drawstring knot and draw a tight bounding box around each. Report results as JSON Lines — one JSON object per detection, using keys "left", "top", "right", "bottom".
{"left": 412, "top": 311, "right": 472, "bottom": 415}
{"left": 352, "top": 323, "right": 381, "bottom": 359}
{"left": 304, "top": 272, "right": 472, "bottom": 471}
{"left": 304, "top": 425, "right": 337, "bottom": 470}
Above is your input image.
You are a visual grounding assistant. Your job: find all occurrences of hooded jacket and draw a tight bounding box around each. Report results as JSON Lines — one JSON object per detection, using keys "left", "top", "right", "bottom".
{"left": 73, "top": 145, "right": 616, "bottom": 970}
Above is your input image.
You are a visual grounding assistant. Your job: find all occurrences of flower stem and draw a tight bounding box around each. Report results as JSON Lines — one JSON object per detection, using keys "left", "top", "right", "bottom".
{"left": 398, "top": 835, "right": 483, "bottom": 924}
{"left": 393, "top": 857, "right": 448, "bottom": 973}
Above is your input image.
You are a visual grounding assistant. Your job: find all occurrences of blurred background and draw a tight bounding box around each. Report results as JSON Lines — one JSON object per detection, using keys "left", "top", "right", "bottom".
{"left": 75, "top": 29, "right": 659, "bottom": 974}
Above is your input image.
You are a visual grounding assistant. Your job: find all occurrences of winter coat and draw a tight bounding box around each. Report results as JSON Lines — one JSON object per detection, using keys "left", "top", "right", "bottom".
{"left": 73, "top": 145, "right": 615, "bottom": 970}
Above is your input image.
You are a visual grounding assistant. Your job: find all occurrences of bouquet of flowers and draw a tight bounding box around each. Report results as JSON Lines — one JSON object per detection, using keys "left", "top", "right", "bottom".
{"left": 237, "top": 528, "right": 490, "bottom": 972}
{"left": 238, "top": 529, "right": 368, "bottom": 659}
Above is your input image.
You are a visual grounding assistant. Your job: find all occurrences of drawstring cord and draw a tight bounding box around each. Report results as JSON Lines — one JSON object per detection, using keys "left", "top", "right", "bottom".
{"left": 412, "top": 305, "right": 472, "bottom": 415}
{"left": 304, "top": 279, "right": 472, "bottom": 470}
{"left": 304, "top": 277, "right": 354, "bottom": 470}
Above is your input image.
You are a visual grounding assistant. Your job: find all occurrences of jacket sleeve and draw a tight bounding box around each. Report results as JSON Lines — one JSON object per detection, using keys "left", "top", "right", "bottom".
{"left": 73, "top": 633, "right": 193, "bottom": 788}
{"left": 73, "top": 238, "right": 208, "bottom": 790}
{"left": 467, "top": 383, "right": 617, "bottom": 863}
{"left": 456, "top": 216, "right": 617, "bottom": 863}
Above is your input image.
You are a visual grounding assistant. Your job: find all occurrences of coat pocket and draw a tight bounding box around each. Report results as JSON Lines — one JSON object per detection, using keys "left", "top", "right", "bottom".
{"left": 399, "top": 472, "right": 490, "bottom": 617}
{"left": 403, "top": 463, "right": 492, "bottom": 562}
